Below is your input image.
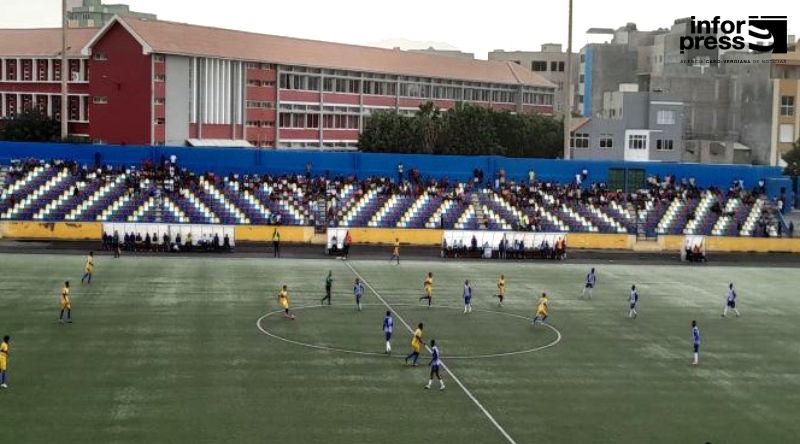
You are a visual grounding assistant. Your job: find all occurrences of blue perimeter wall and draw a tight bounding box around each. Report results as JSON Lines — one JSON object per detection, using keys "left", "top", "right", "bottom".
{"left": 0, "top": 141, "right": 790, "bottom": 198}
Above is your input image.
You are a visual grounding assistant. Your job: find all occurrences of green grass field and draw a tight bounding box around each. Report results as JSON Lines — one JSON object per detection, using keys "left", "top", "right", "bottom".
{"left": 1, "top": 253, "right": 799, "bottom": 443}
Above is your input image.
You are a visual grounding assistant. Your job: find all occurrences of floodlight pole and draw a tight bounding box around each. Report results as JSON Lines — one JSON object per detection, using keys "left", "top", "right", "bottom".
{"left": 61, "top": 0, "right": 69, "bottom": 140}
{"left": 562, "top": 0, "right": 574, "bottom": 160}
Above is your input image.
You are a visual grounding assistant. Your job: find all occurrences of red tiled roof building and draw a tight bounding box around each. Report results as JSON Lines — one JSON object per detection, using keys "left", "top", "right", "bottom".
{"left": 2, "top": 17, "right": 555, "bottom": 148}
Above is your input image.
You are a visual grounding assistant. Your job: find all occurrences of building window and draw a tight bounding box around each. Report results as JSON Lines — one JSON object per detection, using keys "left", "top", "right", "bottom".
{"left": 779, "top": 124, "right": 795, "bottom": 143}
{"left": 92, "top": 96, "right": 108, "bottom": 105}
{"left": 579, "top": 74, "right": 584, "bottom": 83}
{"left": 154, "top": 97, "right": 165, "bottom": 106}
{"left": 153, "top": 54, "right": 165, "bottom": 63}
{"left": 154, "top": 117, "right": 165, "bottom": 125}
{"left": 550, "top": 61, "right": 559, "bottom": 72}
{"left": 599, "top": 134, "right": 613, "bottom": 148}
{"left": 781, "top": 96, "right": 795, "bottom": 116}
{"left": 154, "top": 74, "right": 166, "bottom": 82}
{"left": 246, "top": 101, "right": 274, "bottom": 109}
{"left": 558, "top": 61, "right": 565, "bottom": 72}
{"left": 656, "top": 139, "right": 674, "bottom": 150}
{"left": 580, "top": 54, "right": 585, "bottom": 63}
{"left": 570, "top": 132, "right": 589, "bottom": 149}
{"left": 628, "top": 134, "right": 647, "bottom": 150}
{"left": 531, "top": 61, "right": 547, "bottom": 71}
{"left": 245, "top": 62, "right": 258, "bottom": 70}
{"left": 656, "top": 110, "right": 675, "bottom": 125}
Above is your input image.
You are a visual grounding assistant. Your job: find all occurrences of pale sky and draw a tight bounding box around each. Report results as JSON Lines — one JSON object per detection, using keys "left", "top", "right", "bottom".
{"left": 0, "top": 0, "right": 797, "bottom": 59}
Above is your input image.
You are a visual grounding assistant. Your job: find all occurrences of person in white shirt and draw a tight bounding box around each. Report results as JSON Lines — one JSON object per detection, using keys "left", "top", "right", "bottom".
{"left": 722, "top": 283, "right": 740, "bottom": 317}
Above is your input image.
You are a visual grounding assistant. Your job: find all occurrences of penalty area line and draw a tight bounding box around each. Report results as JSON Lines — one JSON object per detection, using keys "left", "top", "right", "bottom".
{"left": 343, "top": 260, "right": 519, "bottom": 444}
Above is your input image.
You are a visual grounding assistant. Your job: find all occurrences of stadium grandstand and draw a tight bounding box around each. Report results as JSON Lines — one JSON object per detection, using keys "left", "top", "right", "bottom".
{"left": 0, "top": 153, "right": 785, "bottom": 239}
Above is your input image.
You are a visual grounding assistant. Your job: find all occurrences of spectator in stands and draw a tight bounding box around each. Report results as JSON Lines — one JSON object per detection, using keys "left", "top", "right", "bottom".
{"left": 397, "top": 163, "right": 404, "bottom": 183}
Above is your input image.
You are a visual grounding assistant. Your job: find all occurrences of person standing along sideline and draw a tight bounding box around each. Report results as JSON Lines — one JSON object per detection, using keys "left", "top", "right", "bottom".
{"left": 272, "top": 229, "right": 281, "bottom": 258}
{"left": 389, "top": 238, "right": 401, "bottom": 265}
{"left": 692, "top": 321, "right": 700, "bottom": 366}
{"left": 0, "top": 336, "right": 9, "bottom": 389}
{"left": 343, "top": 231, "right": 352, "bottom": 259}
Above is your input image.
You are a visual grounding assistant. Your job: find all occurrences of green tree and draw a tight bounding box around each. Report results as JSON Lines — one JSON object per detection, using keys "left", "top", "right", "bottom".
{"left": 437, "top": 103, "right": 501, "bottom": 155}
{"left": 0, "top": 110, "right": 60, "bottom": 142}
{"left": 415, "top": 102, "right": 441, "bottom": 154}
{"left": 782, "top": 138, "right": 800, "bottom": 207}
{"left": 358, "top": 101, "right": 563, "bottom": 158}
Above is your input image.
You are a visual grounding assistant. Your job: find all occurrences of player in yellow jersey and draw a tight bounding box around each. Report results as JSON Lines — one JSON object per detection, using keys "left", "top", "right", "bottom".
{"left": 419, "top": 272, "right": 433, "bottom": 307}
{"left": 59, "top": 281, "right": 73, "bottom": 324}
{"left": 532, "top": 292, "right": 549, "bottom": 325}
{"left": 0, "top": 335, "right": 9, "bottom": 388}
{"left": 278, "top": 284, "right": 295, "bottom": 320}
{"left": 404, "top": 323, "right": 424, "bottom": 366}
{"left": 81, "top": 251, "right": 94, "bottom": 284}
{"left": 495, "top": 275, "right": 506, "bottom": 306}
{"left": 389, "top": 238, "right": 400, "bottom": 265}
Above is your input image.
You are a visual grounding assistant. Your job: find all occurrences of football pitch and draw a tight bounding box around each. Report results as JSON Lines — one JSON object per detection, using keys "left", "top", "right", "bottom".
{"left": 1, "top": 252, "right": 799, "bottom": 443}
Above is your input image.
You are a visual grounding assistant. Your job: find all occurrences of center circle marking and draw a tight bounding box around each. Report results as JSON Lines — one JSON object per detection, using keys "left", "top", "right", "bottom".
{"left": 256, "top": 303, "right": 561, "bottom": 359}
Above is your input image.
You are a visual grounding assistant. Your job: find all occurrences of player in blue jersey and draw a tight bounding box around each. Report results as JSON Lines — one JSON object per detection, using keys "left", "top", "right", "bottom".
{"left": 353, "top": 278, "right": 364, "bottom": 311}
{"left": 463, "top": 280, "right": 473, "bottom": 314}
{"left": 628, "top": 285, "right": 639, "bottom": 318}
{"left": 581, "top": 268, "right": 597, "bottom": 299}
{"left": 722, "top": 283, "right": 740, "bottom": 317}
{"left": 382, "top": 311, "right": 394, "bottom": 354}
{"left": 692, "top": 320, "right": 700, "bottom": 366}
{"left": 424, "top": 339, "right": 445, "bottom": 391}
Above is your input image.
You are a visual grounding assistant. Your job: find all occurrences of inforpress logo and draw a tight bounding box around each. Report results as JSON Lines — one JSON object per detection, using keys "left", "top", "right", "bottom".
{"left": 679, "top": 16, "right": 788, "bottom": 54}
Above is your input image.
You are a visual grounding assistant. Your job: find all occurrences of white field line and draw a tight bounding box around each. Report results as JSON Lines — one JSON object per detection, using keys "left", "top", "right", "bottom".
{"left": 256, "top": 303, "right": 561, "bottom": 360}
{"left": 344, "top": 260, "right": 519, "bottom": 444}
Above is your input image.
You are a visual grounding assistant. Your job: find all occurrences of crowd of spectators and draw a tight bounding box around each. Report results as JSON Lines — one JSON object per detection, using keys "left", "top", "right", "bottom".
{"left": 101, "top": 229, "right": 232, "bottom": 254}
{"left": 441, "top": 234, "right": 566, "bottom": 261}
{"left": 2, "top": 158, "right": 794, "bottom": 238}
